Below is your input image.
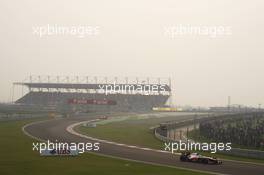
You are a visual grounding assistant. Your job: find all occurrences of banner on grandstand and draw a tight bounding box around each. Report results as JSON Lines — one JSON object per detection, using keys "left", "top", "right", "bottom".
{"left": 67, "top": 98, "right": 117, "bottom": 105}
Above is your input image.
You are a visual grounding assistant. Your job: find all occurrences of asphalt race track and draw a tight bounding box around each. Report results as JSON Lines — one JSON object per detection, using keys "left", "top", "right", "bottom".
{"left": 24, "top": 115, "right": 264, "bottom": 175}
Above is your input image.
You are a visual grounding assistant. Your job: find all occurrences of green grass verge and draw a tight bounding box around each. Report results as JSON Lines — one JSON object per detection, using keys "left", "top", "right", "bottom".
{"left": 0, "top": 118, "right": 209, "bottom": 175}
{"left": 78, "top": 121, "right": 163, "bottom": 149}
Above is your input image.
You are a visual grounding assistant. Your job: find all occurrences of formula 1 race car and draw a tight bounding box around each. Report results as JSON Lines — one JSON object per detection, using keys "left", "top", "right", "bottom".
{"left": 180, "top": 152, "right": 222, "bottom": 165}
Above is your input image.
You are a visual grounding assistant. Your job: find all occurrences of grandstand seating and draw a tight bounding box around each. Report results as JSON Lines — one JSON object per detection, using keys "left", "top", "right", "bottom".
{"left": 16, "top": 91, "right": 169, "bottom": 112}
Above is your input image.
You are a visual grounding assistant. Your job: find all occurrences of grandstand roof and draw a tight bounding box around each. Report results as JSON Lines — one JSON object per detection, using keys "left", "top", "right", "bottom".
{"left": 14, "top": 82, "right": 171, "bottom": 91}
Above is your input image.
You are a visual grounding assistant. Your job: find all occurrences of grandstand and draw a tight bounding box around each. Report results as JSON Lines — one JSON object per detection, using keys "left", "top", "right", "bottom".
{"left": 13, "top": 76, "right": 171, "bottom": 113}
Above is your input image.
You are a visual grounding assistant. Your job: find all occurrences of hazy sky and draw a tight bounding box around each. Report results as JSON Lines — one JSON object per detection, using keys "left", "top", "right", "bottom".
{"left": 0, "top": 0, "right": 263, "bottom": 107}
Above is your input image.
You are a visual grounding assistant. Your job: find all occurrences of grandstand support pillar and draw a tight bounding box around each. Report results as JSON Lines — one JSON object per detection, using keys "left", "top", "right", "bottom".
{"left": 94, "top": 76, "right": 98, "bottom": 94}
{"left": 158, "top": 77, "right": 161, "bottom": 95}
{"left": 30, "top": 75, "right": 32, "bottom": 83}
{"left": 86, "top": 76, "right": 90, "bottom": 93}
{"left": 169, "top": 77, "right": 172, "bottom": 107}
